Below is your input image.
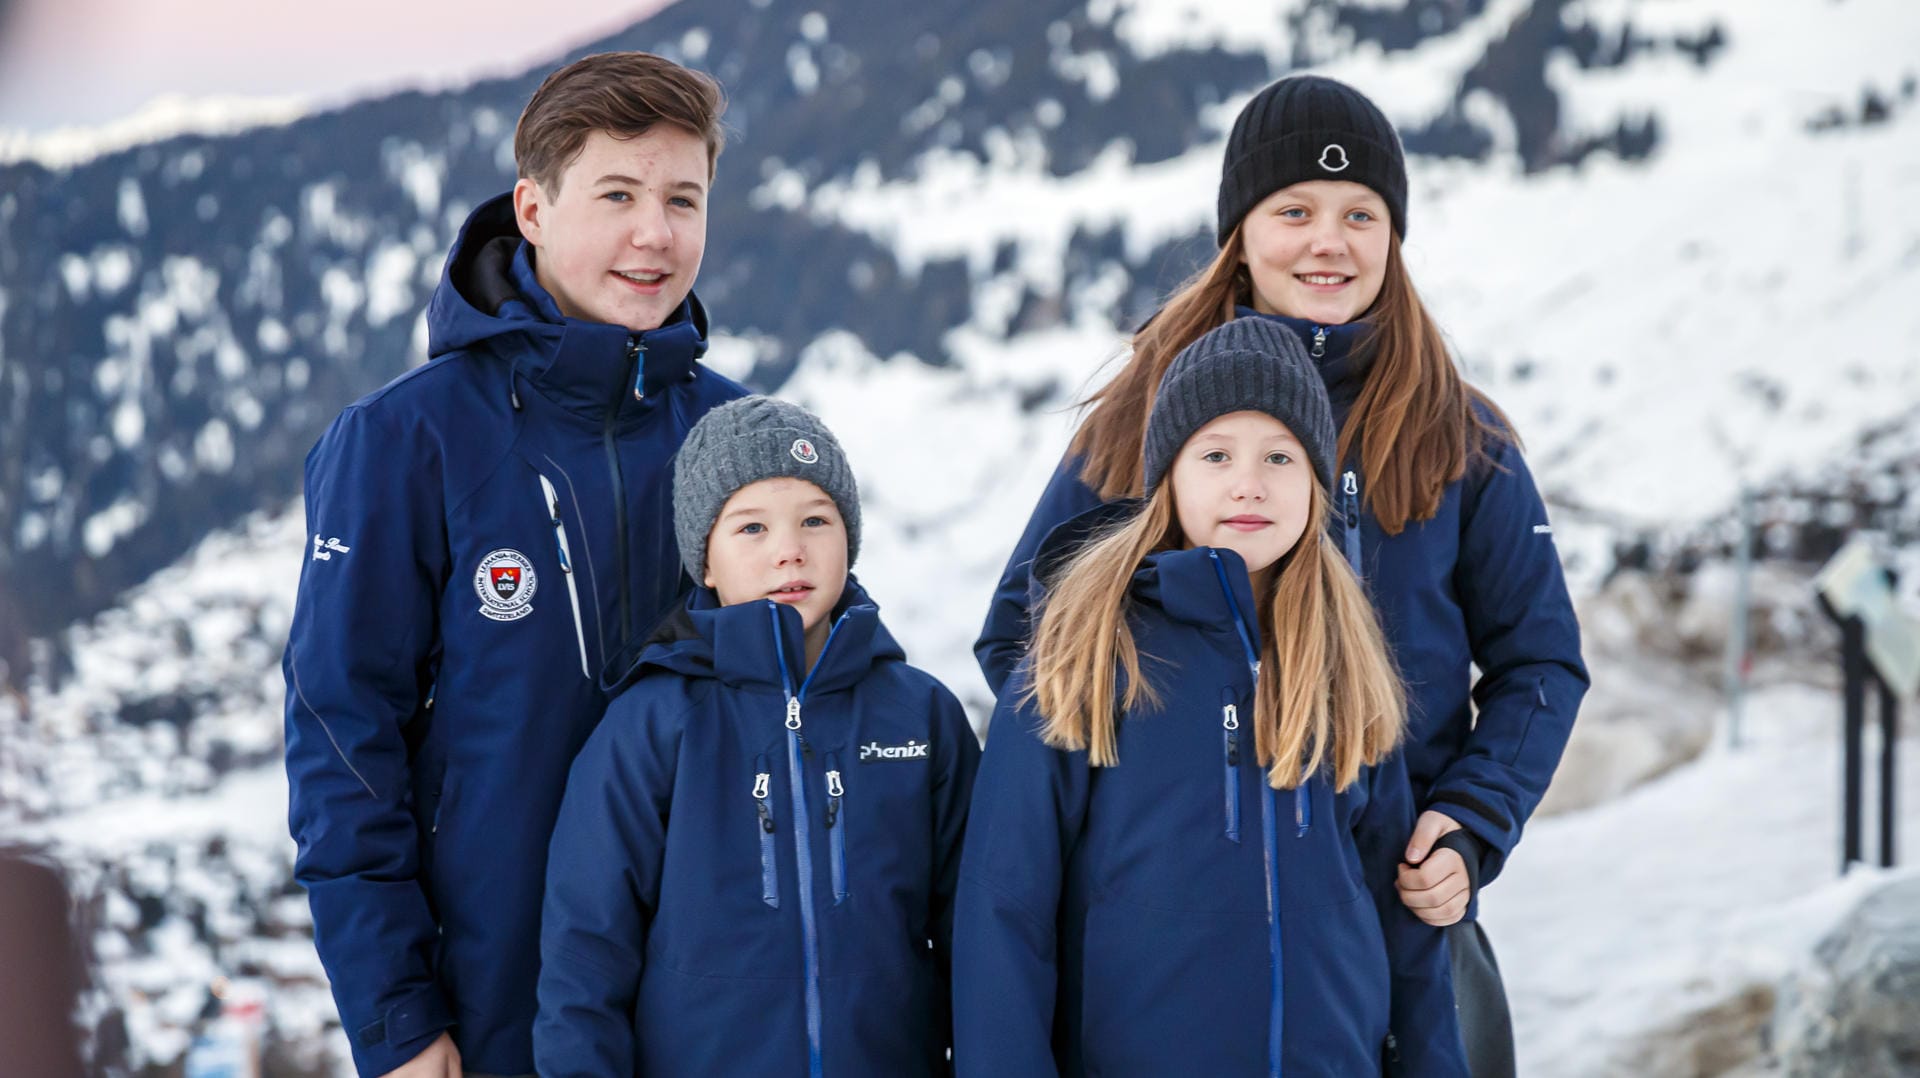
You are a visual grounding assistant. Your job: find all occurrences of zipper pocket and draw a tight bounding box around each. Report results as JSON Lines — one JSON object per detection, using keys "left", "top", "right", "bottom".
{"left": 754, "top": 758, "right": 778, "bottom": 908}
{"left": 538, "top": 473, "right": 592, "bottom": 679}
{"left": 825, "top": 753, "right": 848, "bottom": 904}
{"left": 1222, "top": 701, "right": 1241, "bottom": 843}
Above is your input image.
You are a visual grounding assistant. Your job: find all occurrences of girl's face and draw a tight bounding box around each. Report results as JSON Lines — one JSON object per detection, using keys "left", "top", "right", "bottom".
{"left": 1171, "top": 411, "right": 1314, "bottom": 582}
{"left": 1239, "top": 180, "right": 1391, "bottom": 326}
{"left": 703, "top": 477, "right": 848, "bottom": 634}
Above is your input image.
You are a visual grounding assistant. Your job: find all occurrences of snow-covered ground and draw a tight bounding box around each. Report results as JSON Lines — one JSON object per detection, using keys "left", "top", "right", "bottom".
{"left": 1491, "top": 676, "right": 1920, "bottom": 1076}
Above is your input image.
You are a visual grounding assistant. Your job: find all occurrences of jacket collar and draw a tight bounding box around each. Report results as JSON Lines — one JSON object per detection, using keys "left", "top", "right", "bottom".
{"left": 616, "top": 577, "right": 902, "bottom": 697}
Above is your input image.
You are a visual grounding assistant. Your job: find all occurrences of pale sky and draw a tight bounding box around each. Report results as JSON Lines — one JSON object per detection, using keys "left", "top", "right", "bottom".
{"left": 0, "top": 0, "right": 672, "bottom": 134}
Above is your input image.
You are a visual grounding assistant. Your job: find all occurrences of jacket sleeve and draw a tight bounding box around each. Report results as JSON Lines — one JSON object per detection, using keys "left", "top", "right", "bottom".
{"left": 281, "top": 403, "right": 454, "bottom": 1076}
{"left": 974, "top": 455, "right": 1105, "bottom": 699}
{"left": 926, "top": 683, "right": 985, "bottom": 994}
{"left": 952, "top": 677, "right": 1089, "bottom": 1078}
{"left": 1355, "top": 751, "right": 1471, "bottom": 1078}
{"left": 534, "top": 693, "right": 678, "bottom": 1078}
{"left": 1427, "top": 435, "right": 1590, "bottom": 885}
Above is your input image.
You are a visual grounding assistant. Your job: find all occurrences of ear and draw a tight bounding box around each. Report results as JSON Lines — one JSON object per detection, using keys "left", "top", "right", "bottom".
{"left": 702, "top": 564, "right": 715, "bottom": 590}
{"left": 512, "top": 177, "right": 547, "bottom": 247}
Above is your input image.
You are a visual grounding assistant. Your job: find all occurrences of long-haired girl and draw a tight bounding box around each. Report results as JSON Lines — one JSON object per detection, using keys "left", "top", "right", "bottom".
{"left": 974, "top": 75, "right": 1587, "bottom": 1075}
{"left": 954, "top": 318, "right": 1468, "bottom": 1077}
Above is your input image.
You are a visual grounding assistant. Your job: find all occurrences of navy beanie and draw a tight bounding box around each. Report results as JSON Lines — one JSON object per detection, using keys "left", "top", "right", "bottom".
{"left": 1143, "top": 318, "right": 1338, "bottom": 498}
{"left": 1217, "top": 75, "right": 1408, "bottom": 243}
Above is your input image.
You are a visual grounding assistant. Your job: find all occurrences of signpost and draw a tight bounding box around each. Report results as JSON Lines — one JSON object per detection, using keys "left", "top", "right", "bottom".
{"left": 1814, "top": 537, "right": 1913, "bottom": 872}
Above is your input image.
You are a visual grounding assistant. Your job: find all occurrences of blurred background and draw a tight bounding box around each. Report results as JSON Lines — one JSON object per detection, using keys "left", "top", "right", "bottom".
{"left": 1, "top": 0, "right": 1917, "bottom": 1073}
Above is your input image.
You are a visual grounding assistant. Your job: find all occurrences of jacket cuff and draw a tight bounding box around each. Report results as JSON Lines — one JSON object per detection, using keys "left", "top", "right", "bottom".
{"left": 1431, "top": 828, "right": 1485, "bottom": 900}
{"left": 1424, "top": 791, "right": 1510, "bottom": 886}
{"left": 349, "top": 984, "right": 455, "bottom": 1077}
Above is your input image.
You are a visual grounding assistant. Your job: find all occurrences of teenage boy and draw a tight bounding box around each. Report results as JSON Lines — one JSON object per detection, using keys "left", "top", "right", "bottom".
{"left": 283, "top": 52, "right": 746, "bottom": 1077}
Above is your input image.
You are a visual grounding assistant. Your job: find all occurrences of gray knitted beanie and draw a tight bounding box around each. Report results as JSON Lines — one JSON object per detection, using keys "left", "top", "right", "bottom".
{"left": 1142, "top": 317, "right": 1338, "bottom": 498}
{"left": 672, "top": 396, "right": 861, "bottom": 579}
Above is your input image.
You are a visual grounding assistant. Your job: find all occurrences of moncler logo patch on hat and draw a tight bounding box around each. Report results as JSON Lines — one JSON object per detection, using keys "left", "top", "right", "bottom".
{"left": 1318, "top": 143, "right": 1350, "bottom": 172}
{"left": 790, "top": 438, "right": 819, "bottom": 464}
{"left": 474, "top": 548, "right": 537, "bottom": 621}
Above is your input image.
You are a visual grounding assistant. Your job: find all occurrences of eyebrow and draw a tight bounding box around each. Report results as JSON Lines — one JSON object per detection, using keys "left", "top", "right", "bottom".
{"left": 719, "top": 498, "right": 835, "bottom": 521}
{"left": 593, "top": 174, "right": 707, "bottom": 194}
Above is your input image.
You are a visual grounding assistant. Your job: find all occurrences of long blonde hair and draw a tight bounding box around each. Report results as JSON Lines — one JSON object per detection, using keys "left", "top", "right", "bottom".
{"left": 1023, "top": 477, "right": 1405, "bottom": 791}
{"left": 1069, "top": 229, "right": 1512, "bottom": 534}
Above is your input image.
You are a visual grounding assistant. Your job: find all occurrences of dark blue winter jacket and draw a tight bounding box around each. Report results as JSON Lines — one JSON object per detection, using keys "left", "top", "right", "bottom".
{"left": 975, "top": 311, "right": 1588, "bottom": 886}
{"left": 536, "top": 580, "right": 980, "bottom": 1077}
{"left": 954, "top": 540, "right": 1469, "bottom": 1077}
{"left": 282, "top": 192, "right": 747, "bottom": 1076}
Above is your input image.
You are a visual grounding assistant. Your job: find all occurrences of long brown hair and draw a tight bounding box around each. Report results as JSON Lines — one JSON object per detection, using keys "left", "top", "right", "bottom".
{"left": 1069, "top": 229, "right": 1511, "bottom": 534}
{"left": 1023, "top": 479, "right": 1404, "bottom": 791}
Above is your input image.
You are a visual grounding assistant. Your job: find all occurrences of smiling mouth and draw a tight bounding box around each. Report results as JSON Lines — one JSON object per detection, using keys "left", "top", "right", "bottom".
{"left": 612, "top": 270, "right": 668, "bottom": 290}
{"left": 1296, "top": 273, "right": 1351, "bottom": 287}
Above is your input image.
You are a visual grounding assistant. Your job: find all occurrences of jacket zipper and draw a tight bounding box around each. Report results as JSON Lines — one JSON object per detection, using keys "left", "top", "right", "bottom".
{"left": 538, "top": 474, "right": 591, "bottom": 679}
{"left": 825, "top": 754, "right": 848, "bottom": 904}
{"left": 1311, "top": 325, "right": 1327, "bottom": 358}
{"left": 1342, "top": 470, "right": 1362, "bottom": 578}
{"left": 772, "top": 602, "right": 851, "bottom": 1078}
{"left": 1222, "top": 693, "right": 1241, "bottom": 844}
{"left": 602, "top": 338, "right": 640, "bottom": 650}
{"left": 754, "top": 758, "right": 778, "bottom": 908}
{"left": 1210, "top": 550, "right": 1285, "bottom": 1077}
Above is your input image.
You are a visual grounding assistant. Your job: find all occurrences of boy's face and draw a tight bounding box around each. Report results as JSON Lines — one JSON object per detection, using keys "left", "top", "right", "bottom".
{"left": 703, "top": 478, "right": 849, "bottom": 634}
{"left": 512, "top": 125, "right": 710, "bottom": 333}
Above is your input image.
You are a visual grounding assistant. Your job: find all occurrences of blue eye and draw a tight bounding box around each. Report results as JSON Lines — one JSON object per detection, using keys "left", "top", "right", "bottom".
{"left": 739, "top": 522, "right": 765, "bottom": 535}
{"left": 669, "top": 195, "right": 698, "bottom": 209}
{"left": 1266, "top": 451, "right": 1292, "bottom": 465}
{"left": 1279, "top": 207, "right": 1306, "bottom": 219}
{"left": 803, "top": 515, "right": 829, "bottom": 527}
{"left": 1347, "top": 209, "right": 1374, "bottom": 223}
{"left": 1201, "top": 450, "right": 1229, "bottom": 463}
{"left": 604, "top": 191, "right": 631, "bottom": 203}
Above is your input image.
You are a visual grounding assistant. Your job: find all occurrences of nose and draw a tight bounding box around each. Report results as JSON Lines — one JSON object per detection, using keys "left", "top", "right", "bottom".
{"left": 774, "top": 531, "right": 806, "bottom": 567}
{"left": 630, "top": 198, "right": 672, "bottom": 250}
{"left": 1307, "top": 216, "right": 1346, "bottom": 259}
{"left": 1229, "top": 461, "right": 1267, "bottom": 503}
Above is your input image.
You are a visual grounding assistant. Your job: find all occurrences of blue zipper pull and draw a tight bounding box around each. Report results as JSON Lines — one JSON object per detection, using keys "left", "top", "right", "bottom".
{"left": 1294, "top": 779, "right": 1311, "bottom": 837}
{"left": 1342, "top": 470, "right": 1362, "bottom": 577}
{"left": 629, "top": 338, "right": 648, "bottom": 401}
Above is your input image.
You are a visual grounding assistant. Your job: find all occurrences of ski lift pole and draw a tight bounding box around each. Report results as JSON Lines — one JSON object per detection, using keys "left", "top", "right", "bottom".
{"left": 1725, "top": 486, "right": 1755, "bottom": 748}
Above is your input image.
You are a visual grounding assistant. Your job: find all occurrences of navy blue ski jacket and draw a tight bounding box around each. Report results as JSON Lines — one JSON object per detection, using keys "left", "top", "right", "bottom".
{"left": 536, "top": 581, "right": 980, "bottom": 1077}
{"left": 954, "top": 541, "right": 1469, "bottom": 1077}
{"left": 975, "top": 311, "right": 1588, "bottom": 886}
{"left": 282, "top": 193, "right": 747, "bottom": 1076}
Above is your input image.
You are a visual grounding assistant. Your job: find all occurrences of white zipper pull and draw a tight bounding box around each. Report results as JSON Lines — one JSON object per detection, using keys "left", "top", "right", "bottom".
{"left": 1343, "top": 470, "right": 1358, "bottom": 496}
{"left": 1312, "top": 327, "right": 1327, "bottom": 357}
{"left": 826, "top": 770, "right": 843, "bottom": 798}
{"left": 753, "top": 772, "right": 770, "bottom": 800}
{"left": 785, "top": 697, "right": 802, "bottom": 731}
{"left": 1222, "top": 704, "right": 1239, "bottom": 731}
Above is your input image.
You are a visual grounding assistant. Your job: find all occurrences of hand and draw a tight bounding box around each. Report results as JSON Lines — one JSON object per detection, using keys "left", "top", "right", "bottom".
{"left": 379, "top": 1032, "right": 461, "bottom": 1078}
{"left": 1396, "top": 810, "right": 1470, "bottom": 927}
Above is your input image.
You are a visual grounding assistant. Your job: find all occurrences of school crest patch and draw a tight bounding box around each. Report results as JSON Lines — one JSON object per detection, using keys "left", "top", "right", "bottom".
{"left": 474, "top": 549, "right": 537, "bottom": 621}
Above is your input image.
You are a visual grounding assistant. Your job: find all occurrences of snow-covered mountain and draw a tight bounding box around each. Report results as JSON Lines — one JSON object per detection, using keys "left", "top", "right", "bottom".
{"left": 4, "top": 0, "right": 1920, "bottom": 1072}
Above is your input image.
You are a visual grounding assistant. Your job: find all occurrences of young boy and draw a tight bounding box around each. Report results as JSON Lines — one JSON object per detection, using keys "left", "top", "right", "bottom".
{"left": 535, "top": 396, "right": 980, "bottom": 1077}
{"left": 282, "top": 53, "right": 747, "bottom": 1077}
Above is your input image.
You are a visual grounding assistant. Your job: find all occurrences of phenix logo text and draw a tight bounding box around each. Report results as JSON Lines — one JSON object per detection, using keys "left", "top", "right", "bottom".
{"left": 859, "top": 739, "right": 930, "bottom": 762}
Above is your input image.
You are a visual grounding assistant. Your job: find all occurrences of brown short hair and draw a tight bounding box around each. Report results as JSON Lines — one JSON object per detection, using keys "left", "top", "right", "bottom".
{"left": 514, "top": 51, "right": 726, "bottom": 192}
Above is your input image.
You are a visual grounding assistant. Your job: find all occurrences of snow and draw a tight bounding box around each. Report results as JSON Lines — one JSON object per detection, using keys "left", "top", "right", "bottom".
{"left": 0, "top": 93, "right": 311, "bottom": 170}
{"left": 1489, "top": 677, "right": 1920, "bottom": 1074}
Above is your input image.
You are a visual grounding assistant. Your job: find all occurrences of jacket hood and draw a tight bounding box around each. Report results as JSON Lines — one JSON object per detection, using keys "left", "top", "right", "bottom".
{"left": 612, "top": 576, "right": 904, "bottom": 696}
{"left": 425, "top": 192, "right": 711, "bottom": 416}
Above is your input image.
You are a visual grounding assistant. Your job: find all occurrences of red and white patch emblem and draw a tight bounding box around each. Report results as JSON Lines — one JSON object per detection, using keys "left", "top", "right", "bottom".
{"left": 474, "top": 549, "right": 537, "bottom": 622}
{"left": 790, "top": 438, "right": 819, "bottom": 465}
